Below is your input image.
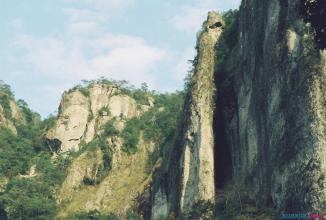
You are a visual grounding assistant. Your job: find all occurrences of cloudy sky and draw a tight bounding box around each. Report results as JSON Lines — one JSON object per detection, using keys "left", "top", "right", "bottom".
{"left": 0, "top": 0, "right": 241, "bottom": 117}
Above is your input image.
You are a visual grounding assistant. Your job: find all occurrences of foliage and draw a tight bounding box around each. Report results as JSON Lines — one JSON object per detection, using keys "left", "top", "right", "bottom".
{"left": 119, "top": 91, "right": 184, "bottom": 157}
{"left": 213, "top": 185, "right": 277, "bottom": 220}
{"left": 78, "top": 136, "right": 113, "bottom": 184}
{"left": 131, "top": 83, "right": 150, "bottom": 106}
{"left": 40, "top": 114, "right": 57, "bottom": 131}
{"left": 0, "top": 126, "right": 34, "bottom": 177}
{"left": 216, "top": 10, "right": 239, "bottom": 72}
{"left": 0, "top": 81, "right": 13, "bottom": 97}
{"left": 0, "top": 94, "right": 12, "bottom": 120}
{"left": 68, "top": 78, "right": 154, "bottom": 106}
{"left": 98, "top": 106, "right": 111, "bottom": 117}
{"left": 0, "top": 93, "right": 69, "bottom": 219}
{"left": 17, "top": 99, "right": 41, "bottom": 125}
{"left": 126, "top": 208, "right": 143, "bottom": 220}
{"left": 98, "top": 137, "right": 112, "bottom": 172}
{"left": 34, "top": 152, "right": 71, "bottom": 186}
{"left": 186, "top": 200, "right": 214, "bottom": 220}
{"left": 0, "top": 78, "right": 185, "bottom": 219}
{"left": 102, "top": 120, "right": 119, "bottom": 137}
{"left": 60, "top": 209, "right": 120, "bottom": 220}
{"left": 0, "top": 178, "right": 58, "bottom": 220}
{"left": 120, "top": 118, "right": 141, "bottom": 154}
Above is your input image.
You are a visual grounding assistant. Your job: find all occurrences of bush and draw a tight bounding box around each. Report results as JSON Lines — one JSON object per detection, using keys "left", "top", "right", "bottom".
{"left": 98, "top": 106, "right": 111, "bottom": 117}
{"left": 216, "top": 10, "right": 239, "bottom": 72}
{"left": 0, "top": 81, "right": 13, "bottom": 97}
{"left": 62, "top": 210, "right": 120, "bottom": 220}
{"left": 0, "top": 178, "right": 58, "bottom": 219}
{"left": 102, "top": 120, "right": 119, "bottom": 137}
{"left": 126, "top": 208, "right": 143, "bottom": 220}
{"left": 187, "top": 200, "right": 214, "bottom": 220}
{"left": 121, "top": 118, "right": 141, "bottom": 154}
{"left": 0, "top": 126, "right": 34, "bottom": 177}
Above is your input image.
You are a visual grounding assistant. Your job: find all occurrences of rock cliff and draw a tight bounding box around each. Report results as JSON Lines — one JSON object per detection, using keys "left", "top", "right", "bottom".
{"left": 46, "top": 83, "right": 145, "bottom": 153}
{"left": 1, "top": 0, "right": 323, "bottom": 219}
{"left": 217, "top": 0, "right": 326, "bottom": 212}
{"left": 0, "top": 82, "right": 26, "bottom": 134}
{"left": 151, "top": 11, "right": 224, "bottom": 219}
{"left": 45, "top": 81, "right": 181, "bottom": 218}
{"left": 151, "top": 0, "right": 326, "bottom": 218}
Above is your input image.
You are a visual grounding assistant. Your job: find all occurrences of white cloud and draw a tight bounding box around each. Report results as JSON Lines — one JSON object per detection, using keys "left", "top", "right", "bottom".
{"left": 14, "top": 31, "right": 166, "bottom": 87}
{"left": 64, "top": 0, "right": 134, "bottom": 11}
{"left": 9, "top": 18, "right": 23, "bottom": 30}
{"left": 63, "top": 8, "right": 105, "bottom": 23}
{"left": 173, "top": 7, "right": 209, "bottom": 33}
{"left": 12, "top": 0, "right": 166, "bottom": 89}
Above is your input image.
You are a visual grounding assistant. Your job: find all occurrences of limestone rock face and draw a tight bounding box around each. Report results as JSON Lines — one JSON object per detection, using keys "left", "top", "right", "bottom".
{"left": 151, "top": 11, "right": 224, "bottom": 218}
{"left": 9, "top": 100, "right": 25, "bottom": 123}
{"left": 58, "top": 135, "right": 155, "bottom": 218}
{"left": 48, "top": 83, "right": 156, "bottom": 218}
{"left": 0, "top": 105, "right": 17, "bottom": 134}
{"left": 47, "top": 91, "right": 89, "bottom": 152}
{"left": 46, "top": 84, "right": 141, "bottom": 153}
{"left": 151, "top": 1, "right": 326, "bottom": 217}
{"left": 58, "top": 149, "right": 103, "bottom": 202}
{"left": 0, "top": 99, "right": 25, "bottom": 134}
{"left": 216, "top": 0, "right": 326, "bottom": 211}
{"left": 179, "top": 11, "right": 223, "bottom": 212}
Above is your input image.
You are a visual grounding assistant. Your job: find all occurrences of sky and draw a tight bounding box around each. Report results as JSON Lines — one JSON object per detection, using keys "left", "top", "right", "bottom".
{"left": 0, "top": 0, "right": 241, "bottom": 117}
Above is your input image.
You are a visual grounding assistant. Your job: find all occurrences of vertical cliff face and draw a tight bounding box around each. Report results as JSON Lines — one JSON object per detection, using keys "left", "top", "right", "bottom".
{"left": 217, "top": 0, "right": 326, "bottom": 212}
{"left": 45, "top": 83, "right": 155, "bottom": 217}
{"left": 46, "top": 84, "right": 143, "bottom": 153}
{"left": 179, "top": 11, "right": 223, "bottom": 212}
{"left": 0, "top": 86, "right": 26, "bottom": 134}
{"left": 151, "top": 12, "right": 224, "bottom": 219}
{"left": 152, "top": 0, "right": 326, "bottom": 218}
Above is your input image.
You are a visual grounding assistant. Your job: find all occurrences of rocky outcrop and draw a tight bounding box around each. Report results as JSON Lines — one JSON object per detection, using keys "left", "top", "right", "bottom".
{"left": 0, "top": 97, "right": 26, "bottom": 134}
{"left": 48, "top": 83, "right": 158, "bottom": 218}
{"left": 58, "top": 149, "right": 104, "bottom": 202}
{"left": 178, "top": 11, "right": 222, "bottom": 212}
{"left": 151, "top": 0, "right": 326, "bottom": 218}
{"left": 0, "top": 105, "right": 17, "bottom": 134}
{"left": 46, "top": 84, "right": 143, "bottom": 153}
{"left": 216, "top": 0, "right": 326, "bottom": 212}
{"left": 151, "top": 11, "right": 224, "bottom": 219}
{"left": 57, "top": 129, "right": 155, "bottom": 218}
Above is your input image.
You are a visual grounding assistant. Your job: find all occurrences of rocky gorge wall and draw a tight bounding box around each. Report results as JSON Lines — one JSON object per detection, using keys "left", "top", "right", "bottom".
{"left": 45, "top": 83, "right": 157, "bottom": 218}
{"left": 217, "top": 0, "right": 326, "bottom": 212}
{"left": 46, "top": 84, "right": 146, "bottom": 153}
{"left": 151, "top": 12, "right": 224, "bottom": 219}
{"left": 151, "top": 0, "right": 326, "bottom": 218}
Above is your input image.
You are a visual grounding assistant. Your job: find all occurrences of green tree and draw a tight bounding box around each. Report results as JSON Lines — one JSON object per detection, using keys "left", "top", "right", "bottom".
{"left": 0, "top": 178, "right": 58, "bottom": 220}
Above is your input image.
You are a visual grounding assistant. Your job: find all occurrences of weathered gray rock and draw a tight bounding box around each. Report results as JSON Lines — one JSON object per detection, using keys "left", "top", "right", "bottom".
{"left": 0, "top": 98, "right": 26, "bottom": 134}
{"left": 47, "top": 84, "right": 142, "bottom": 153}
{"left": 151, "top": 0, "right": 326, "bottom": 218}
{"left": 217, "top": 0, "right": 326, "bottom": 212}
{"left": 151, "top": 11, "right": 224, "bottom": 219}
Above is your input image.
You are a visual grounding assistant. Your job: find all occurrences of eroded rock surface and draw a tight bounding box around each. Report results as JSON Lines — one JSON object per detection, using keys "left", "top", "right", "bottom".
{"left": 151, "top": 11, "right": 224, "bottom": 219}
{"left": 217, "top": 0, "right": 326, "bottom": 212}
{"left": 47, "top": 84, "right": 142, "bottom": 153}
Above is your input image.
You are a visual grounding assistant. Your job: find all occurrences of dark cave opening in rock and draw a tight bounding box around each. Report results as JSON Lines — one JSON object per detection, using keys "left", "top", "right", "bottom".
{"left": 301, "top": 0, "right": 326, "bottom": 50}
{"left": 213, "top": 87, "right": 233, "bottom": 189}
{"left": 45, "top": 138, "right": 62, "bottom": 153}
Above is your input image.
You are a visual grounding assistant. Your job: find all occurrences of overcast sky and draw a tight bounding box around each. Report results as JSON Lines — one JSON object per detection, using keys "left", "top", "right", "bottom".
{"left": 0, "top": 0, "right": 241, "bottom": 117}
